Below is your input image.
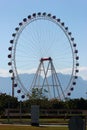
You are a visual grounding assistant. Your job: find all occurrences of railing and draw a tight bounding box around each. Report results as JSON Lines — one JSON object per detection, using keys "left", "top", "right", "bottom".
{"left": 4, "top": 109, "right": 87, "bottom": 118}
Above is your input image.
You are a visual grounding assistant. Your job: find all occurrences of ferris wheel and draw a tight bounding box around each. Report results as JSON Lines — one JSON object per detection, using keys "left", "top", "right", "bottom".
{"left": 8, "top": 12, "right": 79, "bottom": 100}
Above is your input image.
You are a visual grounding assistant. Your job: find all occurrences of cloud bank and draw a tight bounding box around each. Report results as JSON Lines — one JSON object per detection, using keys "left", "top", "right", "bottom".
{"left": 0, "top": 66, "right": 87, "bottom": 80}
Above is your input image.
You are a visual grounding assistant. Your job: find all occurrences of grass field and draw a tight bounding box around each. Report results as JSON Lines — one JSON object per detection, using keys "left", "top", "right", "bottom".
{"left": 0, "top": 124, "right": 68, "bottom": 130}
{"left": 0, "top": 118, "right": 87, "bottom": 130}
{"left": 0, "top": 118, "right": 68, "bottom": 124}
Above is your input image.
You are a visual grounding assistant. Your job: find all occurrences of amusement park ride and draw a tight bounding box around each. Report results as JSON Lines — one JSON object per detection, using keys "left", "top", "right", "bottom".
{"left": 8, "top": 12, "right": 79, "bottom": 100}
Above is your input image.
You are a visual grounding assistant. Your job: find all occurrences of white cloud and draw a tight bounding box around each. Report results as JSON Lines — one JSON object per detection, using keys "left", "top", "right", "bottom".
{"left": 57, "top": 66, "right": 87, "bottom": 80}
{"left": 0, "top": 69, "right": 10, "bottom": 77}
{"left": 57, "top": 68, "right": 72, "bottom": 74}
{"left": 0, "top": 68, "right": 37, "bottom": 77}
{"left": 17, "top": 68, "right": 37, "bottom": 74}
{"left": 78, "top": 66, "right": 87, "bottom": 80}
{"left": 0, "top": 66, "right": 87, "bottom": 80}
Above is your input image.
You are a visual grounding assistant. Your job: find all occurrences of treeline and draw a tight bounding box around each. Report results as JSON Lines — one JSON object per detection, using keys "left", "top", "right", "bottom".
{"left": 0, "top": 93, "right": 87, "bottom": 115}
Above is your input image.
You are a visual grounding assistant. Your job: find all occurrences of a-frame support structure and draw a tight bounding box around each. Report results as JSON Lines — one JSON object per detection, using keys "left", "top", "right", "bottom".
{"left": 30, "top": 57, "right": 65, "bottom": 100}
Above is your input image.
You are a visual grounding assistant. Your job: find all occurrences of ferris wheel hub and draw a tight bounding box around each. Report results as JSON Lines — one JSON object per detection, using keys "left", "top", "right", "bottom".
{"left": 40, "top": 57, "right": 52, "bottom": 62}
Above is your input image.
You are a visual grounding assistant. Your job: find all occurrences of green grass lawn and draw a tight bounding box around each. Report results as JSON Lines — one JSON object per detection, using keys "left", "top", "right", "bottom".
{"left": 0, "top": 118, "right": 86, "bottom": 130}
{"left": 0, "top": 124, "right": 68, "bottom": 130}
{"left": 0, "top": 118, "right": 69, "bottom": 124}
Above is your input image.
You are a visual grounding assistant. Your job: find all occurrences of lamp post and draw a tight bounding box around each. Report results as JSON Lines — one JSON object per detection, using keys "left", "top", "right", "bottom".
{"left": 86, "top": 92, "right": 87, "bottom": 99}
{"left": 20, "top": 100, "right": 22, "bottom": 122}
{"left": 7, "top": 100, "right": 10, "bottom": 123}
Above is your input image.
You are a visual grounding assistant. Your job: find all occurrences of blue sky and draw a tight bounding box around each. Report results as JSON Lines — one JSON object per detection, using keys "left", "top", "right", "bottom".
{"left": 0, "top": 0, "right": 87, "bottom": 80}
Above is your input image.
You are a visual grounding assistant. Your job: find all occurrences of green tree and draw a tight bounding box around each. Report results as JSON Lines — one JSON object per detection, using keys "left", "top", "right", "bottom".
{"left": 0, "top": 93, "right": 18, "bottom": 114}
{"left": 30, "top": 88, "right": 47, "bottom": 100}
